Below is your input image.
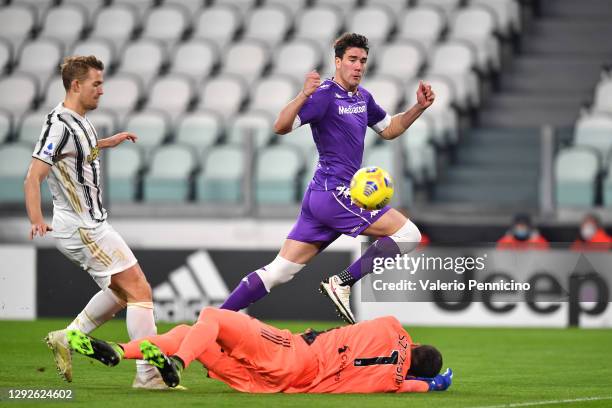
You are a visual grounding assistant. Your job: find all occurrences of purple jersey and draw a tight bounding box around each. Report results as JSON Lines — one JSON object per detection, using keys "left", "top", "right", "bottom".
{"left": 294, "top": 79, "right": 390, "bottom": 191}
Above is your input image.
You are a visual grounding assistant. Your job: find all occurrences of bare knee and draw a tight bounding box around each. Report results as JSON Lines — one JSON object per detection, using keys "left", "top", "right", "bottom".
{"left": 110, "top": 264, "right": 152, "bottom": 303}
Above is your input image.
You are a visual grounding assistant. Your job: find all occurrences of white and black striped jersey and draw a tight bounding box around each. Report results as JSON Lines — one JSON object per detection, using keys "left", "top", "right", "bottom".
{"left": 32, "top": 103, "right": 107, "bottom": 238}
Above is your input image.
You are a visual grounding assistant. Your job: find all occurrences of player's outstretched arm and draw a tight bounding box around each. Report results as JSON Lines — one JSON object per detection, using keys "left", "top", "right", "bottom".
{"left": 24, "top": 158, "right": 53, "bottom": 239}
{"left": 273, "top": 70, "right": 321, "bottom": 134}
{"left": 98, "top": 132, "right": 138, "bottom": 149}
{"left": 380, "top": 81, "right": 435, "bottom": 140}
{"left": 401, "top": 368, "right": 453, "bottom": 393}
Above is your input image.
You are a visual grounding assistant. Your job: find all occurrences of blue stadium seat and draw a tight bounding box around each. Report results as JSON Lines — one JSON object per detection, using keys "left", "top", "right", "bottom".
{"left": 143, "top": 144, "right": 196, "bottom": 202}
{"left": 255, "top": 145, "right": 303, "bottom": 204}
{"left": 197, "top": 145, "right": 244, "bottom": 203}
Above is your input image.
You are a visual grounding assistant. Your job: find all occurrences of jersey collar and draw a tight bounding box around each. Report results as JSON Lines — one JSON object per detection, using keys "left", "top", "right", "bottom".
{"left": 330, "top": 78, "right": 360, "bottom": 98}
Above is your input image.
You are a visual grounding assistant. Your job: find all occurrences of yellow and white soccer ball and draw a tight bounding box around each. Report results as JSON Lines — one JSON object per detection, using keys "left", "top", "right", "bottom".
{"left": 349, "top": 166, "right": 394, "bottom": 210}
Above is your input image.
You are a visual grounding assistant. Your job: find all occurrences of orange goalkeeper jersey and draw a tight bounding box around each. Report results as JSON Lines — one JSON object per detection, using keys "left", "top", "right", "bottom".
{"left": 202, "top": 316, "right": 421, "bottom": 393}
{"left": 288, "top": 316, "right": 413, "bottom": 393}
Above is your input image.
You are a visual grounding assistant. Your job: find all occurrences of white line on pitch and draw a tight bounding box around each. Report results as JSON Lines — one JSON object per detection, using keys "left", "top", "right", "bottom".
{"left": 467, "top": 396, "right": 612, "bottom": 408}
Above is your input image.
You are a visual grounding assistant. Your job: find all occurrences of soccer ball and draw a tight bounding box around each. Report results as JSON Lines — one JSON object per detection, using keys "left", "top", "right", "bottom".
{"left": 349, "top": 166, "right": 394, "bottom": 210}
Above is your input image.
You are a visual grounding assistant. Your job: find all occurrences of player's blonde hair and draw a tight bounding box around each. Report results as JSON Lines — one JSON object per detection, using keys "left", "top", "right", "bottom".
{"left": 60, "top": 55, "right": 104, "bottom": 91}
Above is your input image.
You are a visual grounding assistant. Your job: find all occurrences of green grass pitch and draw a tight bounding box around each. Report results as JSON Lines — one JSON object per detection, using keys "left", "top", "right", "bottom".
{"left": 0, "top": 319, "right": 611, "bottom": 407}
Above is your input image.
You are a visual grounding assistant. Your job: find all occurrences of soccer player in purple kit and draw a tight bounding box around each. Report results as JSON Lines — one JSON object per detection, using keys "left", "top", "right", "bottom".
{"left": 220, "top": 33, "right": 435, "bottom": 323}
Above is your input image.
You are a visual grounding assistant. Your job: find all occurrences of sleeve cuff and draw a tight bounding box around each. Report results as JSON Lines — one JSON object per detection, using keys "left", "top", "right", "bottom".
{"left": 32, "top": 155, "right": 53, "bottom": 166}
{"left": 372, "top": 114, "right": 391, "bottom": 134}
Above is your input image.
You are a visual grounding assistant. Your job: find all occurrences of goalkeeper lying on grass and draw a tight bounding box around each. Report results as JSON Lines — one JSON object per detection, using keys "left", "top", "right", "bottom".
{"left": 65, "top": 307, "right": 453, "bottom": 393}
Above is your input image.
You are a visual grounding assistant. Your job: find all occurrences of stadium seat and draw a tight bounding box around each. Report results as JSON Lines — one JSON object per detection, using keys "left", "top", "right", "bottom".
{"left": 401, "top": 117, "right": 437, "bottom": 184}
{"left": 294, "top": 6, "right": 342, "bottom": 51}
{"left": 247, "top": 75, "right": 297, "bottom": 118}
{"left": 363, "top": 144, "right": 413, "bottom": 206}
{"left": 347, "top": 6, "right": 394, "bottom": 50}
{"left": 213, "top": 0, "right": 258, "bottom": 18}
{"left": 197, "top": 74, "right": 247, "bottom": 120}
{"left": 449, "top": 6, "right": 500, "bottom": 71}
{"left": 38, "top": 5, "right": 86, "bottom": 49}
{"left": 143, "top": 144, "right": 196, "bottom": 202}
{"left": 17, "top": 110, "right": 47, "bottom": 146}
{"left": 86, "top": 109, "right": 117, "bottom": 136}
{"left": 197, "top": 145, "right": 245, "bottom": 203}
{"left": 124, "top": 110, "right": 170, "bottom": 154}
{"left": 396, "top": 6, "right": 446, "bottom": 53}
{"left": 0, "top": 73, "right": 37, "bottom": 119}
{"left": 174, "top": 111, "right": 222, "bottom": 153}
{"left": 243, "top": 5, "right": 291, "bottom": 48}
{"left": 256, "top": 145, "right": 303, "bottom": 204}
{"left": 226, "top": 112, "right": 274, "bottom": 148}
{"left": 98, "top": 74, "right": 141, "bottom": 120}
{"left": 366, "top": 0, "right": 410, "bottom": 15}
{"left": 592, "top": 79, "right": 612, "bottom": 114}
{"left": 416, "top": 0, "right": 463, "bottom": 19}
{"left": 62, "top": 0, "right": 106, "bottom": 26}
{"left": 555, "top": 147, "right": 599, "bottom": 208}
{"left": 0, "top": 40, "right": 12, "bottom": 74}
{"left": 164, "top": 0, "right": 205, "bottom": 15}
{"left": 604, "top": 161, "right": 612, "bottom": 207}
{"left": 0, "top": 143, "right": 31, "bottom": 202}
{"left": 106, "top": 143, "right": 141, "bottom": 202}
{"left": 280, "top": 124, "right": 314, "bottom": 154}
{"left": 264, "top": 0, "right": 308, "bottom": 17}
{"left": 406, "top": 76, "right": 459, "bottom": 146}
{"left": 315, "top": 0, "right": 359, "bottom": 18}
{"left": 0, "top": 5, "right": 36, "bottom": 54}
{"left": 0, "top": 110, "right": 12, "bottom": 142}
{"left": 116, "top": 39, "right": 165, "bottom": 88}
{"left": 221, "top": 40, "right": 269, "bottom": 86}
{"left": 89, "top": 5, "right": 138, "bottom": 53}
{"left": 71, "top": 39, "right": 116, "bottom": 69}
{"left": 271, "top": 40, "right": 322, "bottom": 82}
{"left": 113, "top": 0, "right": 156, "bottom": 20}
{"left": 14, "top": 39, "right": 62, "bottom": 89}
{"left": 168, "top": 40, "right": 218, "bottom": 87}
{"left": 427, "top": 41, "right": 480, "bottom": 110}
{"left": 40, "top": 76, "right": 64, "bottom": 111}
{"left": 361, "top": 76, "right": 403, "bottom": 113}
{"left": 375, "top": 41, "right": 426, "bottom": 85}
{"left": 145, "top": 75, "right": 194, "bottom": 121}
{"left": 470, "top": 0, "right": 521, "bottom": 36}
{"left": 192, "top": 5, "right": 240, "bottom": 51}
{"left": 141, "top": 5, "right": 189, "bottom": 51}
{"left": 573, "top": 113, "right": 612, "bottom": 160}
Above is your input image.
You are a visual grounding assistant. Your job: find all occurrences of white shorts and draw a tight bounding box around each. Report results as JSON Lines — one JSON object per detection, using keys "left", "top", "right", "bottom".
{"left": 55, "top": 221, "right": 138, "bottom": 289}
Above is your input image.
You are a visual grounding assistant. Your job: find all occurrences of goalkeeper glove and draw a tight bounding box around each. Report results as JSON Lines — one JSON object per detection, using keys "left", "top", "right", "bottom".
{"left": 409, "top": 368, "right": 453, "bottom": 391}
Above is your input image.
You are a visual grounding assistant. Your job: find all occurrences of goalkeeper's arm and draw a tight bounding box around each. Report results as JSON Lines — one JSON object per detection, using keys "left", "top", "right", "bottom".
{"left": 398, "top": 368, "right": 453, "bottom": 393}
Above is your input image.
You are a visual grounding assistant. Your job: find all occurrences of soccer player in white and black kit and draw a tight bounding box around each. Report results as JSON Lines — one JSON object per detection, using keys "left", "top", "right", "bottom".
{"left": 24, "top": 56, "right": 169, "bottom": 389}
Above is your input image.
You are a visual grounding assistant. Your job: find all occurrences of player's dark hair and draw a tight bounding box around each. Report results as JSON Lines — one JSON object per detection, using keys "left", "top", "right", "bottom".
{"left": 61, "top": 55, "right": 104, "bottom": 91}
{"left": 334, "top": 33, "right": 369, "bottom": 59}
{"left": 409, "top": 345, "right": 442, "bottom": 378}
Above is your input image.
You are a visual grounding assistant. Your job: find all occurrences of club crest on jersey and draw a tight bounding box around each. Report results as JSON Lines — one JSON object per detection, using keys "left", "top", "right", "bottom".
{"left": 43, "top": 142, "right": 54, "bottom": 156}
{"left": 87, "top": 146, "right": 100, "bottom": 163}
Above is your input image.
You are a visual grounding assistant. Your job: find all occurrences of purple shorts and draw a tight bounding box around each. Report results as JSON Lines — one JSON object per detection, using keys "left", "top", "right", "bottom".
{"left": 287, "top": 185, "right": 391, "bottom": 246}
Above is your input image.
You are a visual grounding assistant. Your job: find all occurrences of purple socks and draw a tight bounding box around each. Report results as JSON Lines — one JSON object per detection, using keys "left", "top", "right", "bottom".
{"left": 339, "top": 236, "right": 400, "bottom": 286}
{"left": 220, "top": 271, "right": 269, "bottom": 311}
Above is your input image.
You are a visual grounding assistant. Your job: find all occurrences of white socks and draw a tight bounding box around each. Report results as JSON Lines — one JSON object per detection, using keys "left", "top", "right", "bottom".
{"left": 67, "top": 289, "right": 126, "bottom": 334}
{"left": 127, "top": 302, "right": 158, "bottom": 378}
